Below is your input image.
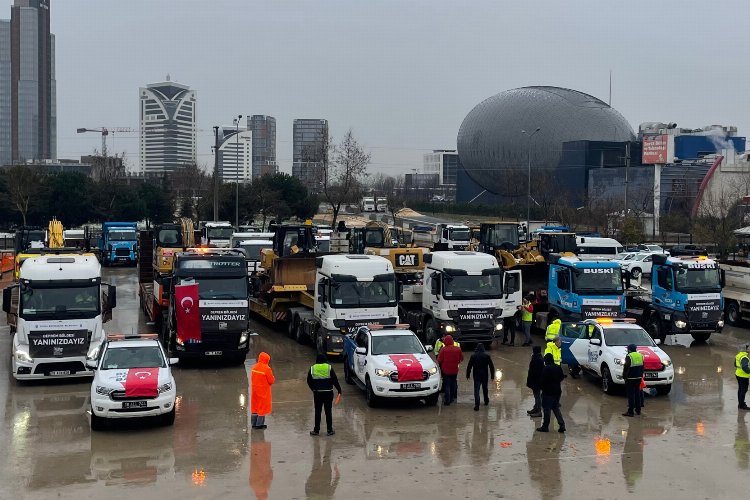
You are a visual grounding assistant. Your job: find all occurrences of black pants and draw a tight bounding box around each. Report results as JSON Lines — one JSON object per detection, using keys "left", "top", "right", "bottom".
{"left": 541, "top": 394, "right": 565, "bottom": 430}
{"left": 738, "top": 376, "right": 749, "bottom": 407}
{"left": 625, "top": 379, "right": 642, "bottom": 414}
{"left": 473, "top": 376, "right": 489, "bottom": 406}
{"left": 503, "top": 321, "right": 516, "bottom": 344}
{"left": 313, "top": 391, "right": 334, "bottom": 433}
{"left": 443, "top": 374, "right": 458, "bottom": 404}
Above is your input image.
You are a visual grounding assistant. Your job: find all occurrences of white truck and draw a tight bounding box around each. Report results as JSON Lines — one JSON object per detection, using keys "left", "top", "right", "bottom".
{"left": 2, "top": 254, "right": 116, "bottom": 380}
{"left": 405, "top": 251, "right": 519, "bottom": 346}
{"left": 287, "top": 254, "right": 400, "bottom": 357}
{"left": 720, "top": 261, "right": 750, "bottom": 325}
{"left": 361, "top": 197, "right": 376, "bottom": 213}
{"left": 410, "top": 224, "right": 471, "bottom": 250}
{"left": 201, "top": 221, "right": 235, "bottom": 248}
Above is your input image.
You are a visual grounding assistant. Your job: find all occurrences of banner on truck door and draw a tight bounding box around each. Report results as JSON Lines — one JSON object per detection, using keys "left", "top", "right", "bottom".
{"left": 28, "top": 330, "right": 89, "bottom": 358}
{"left": 199, "top": 299, "right": 248, "bottom": 332}
{"left": 175, "top": 284, "right": 202, "bottom": 343}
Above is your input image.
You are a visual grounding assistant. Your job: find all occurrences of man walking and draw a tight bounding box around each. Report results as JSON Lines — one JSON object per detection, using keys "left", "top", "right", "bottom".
{"left": 307, "top": 354, "right": 342, "bottom": 436}
{"left": 537, "top": 353, "right": 566, "bottom": 433}
{"left": 622, "top": 344, "right": 644, "bottom": 417}
{"left": 251, "top": 352, "right": 275, "bottom": 430}
{"left": 736, "top": 343, "right": 750, "bottom": 410}
{"left": 519, "top": 293, "right": 535, "bottom": 346}
{"left": 437, "top": 335, "right": 464, "bottom": 406}
{"left": 526, "top": 345, "right": 544, "bottom": 417}
{"left": 466, "top": 343, "right": 495, "bottom": 411}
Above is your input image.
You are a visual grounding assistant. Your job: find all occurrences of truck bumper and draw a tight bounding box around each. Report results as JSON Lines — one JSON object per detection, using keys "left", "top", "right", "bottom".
{"left": 13, "top": 356, "right": 93, "bottom": 380}
{"left": 174, "top": 332, "right": 250, "bottom": 358}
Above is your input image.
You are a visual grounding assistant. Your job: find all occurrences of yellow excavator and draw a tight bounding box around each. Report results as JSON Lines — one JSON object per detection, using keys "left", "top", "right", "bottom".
{"left": 472, "top": 222, "right": 576, "bottom": 270}
{"left": 13, "top": 218, "right": 74, "bottom": 280}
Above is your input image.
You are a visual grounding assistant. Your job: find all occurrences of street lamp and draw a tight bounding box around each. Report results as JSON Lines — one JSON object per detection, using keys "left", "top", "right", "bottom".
{"left": 233, "top": 115, "right": 243, "bottom": 228}
{"left": 521, "top": 127, "right": 541, "bottom": 240}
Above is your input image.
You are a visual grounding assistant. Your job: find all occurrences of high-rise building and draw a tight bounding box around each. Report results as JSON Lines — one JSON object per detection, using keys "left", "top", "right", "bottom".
{"left": 139, "top": 78, "right": 196, "bottom": 176}
{"left": 423, "top": 149, "right": 461, "bottom": 185}
{"left": 248, "top": 115, "right": 277, "bottom": 178}
{"left": 5, "top": 0, "right": 56, "bottom": 163}
{"left": 292, "top": 119, "right": 328, "bottom": 187}
{"left": 217, "top": 126, "right": 252, "bottom": 183}
{"left": 0, "top": 20, "right": 11, "bottom": 165}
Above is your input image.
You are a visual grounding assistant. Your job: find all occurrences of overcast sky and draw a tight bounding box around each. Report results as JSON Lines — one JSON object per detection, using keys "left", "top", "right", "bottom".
{"left": 12, "top": 0, "right": 749, "bottom": 174}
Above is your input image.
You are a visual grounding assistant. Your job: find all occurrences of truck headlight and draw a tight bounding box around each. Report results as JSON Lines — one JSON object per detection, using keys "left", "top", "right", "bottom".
{"left": 674, "top": 320, "right": 687, "bottom": 329}
{"left": 494, "top": 323, "right": 503, "bottom": 331}
{"left": 717, "top": 320, "right": 725, "bottom": 327}
{"left": 444, "top": 324, "right": 456, "bottom": 333}
{"left": 375, "top": 368, "right": 392, "bottom": 377}
{"left": 95, "top": 385, "right": 114, "bottom": 396}
{"left": 427, "top": 366, "right": 438, "bottom": 376}
{"left": 662, "top": 359, "right": 672, "bottom": 367}
{"left": 239, "top": 332, "right": 248, "bottom": 345}
{"left": 614, "top": 357, "right": 624, "bottom": 365}
{"left": 15, "top": 350, "right": 32, "bottom": 363}
{"left": 158, "top": 383, "right": 173, "bottom": 394}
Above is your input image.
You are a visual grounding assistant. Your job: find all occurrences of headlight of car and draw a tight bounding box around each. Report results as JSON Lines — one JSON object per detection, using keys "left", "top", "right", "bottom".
{"left": 427, "top": 366, "right": 438, "bottom": 376}
{"left": 495, "top": 323, "right": 503, "bottom": 331}
{"left": 674, "top": 320, "right": 687, "bottom": 329}
{"left": 95, "top": 385, "right": 114, "bottom": 396}
{"left": 662, "top": 359, "right": 672, "bottom": 367}
{"left": 614, "top": 357, "right": 624, "bottom": 365}
{"left": 444, "top": 324, "right": 456, "bottom": 333}
{"left": 15, "top": 350, "right": 32, "bottom": 363}
{"left": 158, "top": 383, "right": 173, "bottom": 394}
{"left": 375, "top": 368, "right": 392, "bottom": 377}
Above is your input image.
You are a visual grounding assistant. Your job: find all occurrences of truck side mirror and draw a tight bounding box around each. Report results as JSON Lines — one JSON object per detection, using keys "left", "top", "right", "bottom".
{"left": 2, "top": 286, "right": 13, "bottom": 314}
{"left": 107, "top": 284, "right": 117, "bottom": 310}
{"left": 720, "top": 269, "right": 726, "bottom": 288}
{"left": 430, "top": 273, "right": 440, "bottom": 296}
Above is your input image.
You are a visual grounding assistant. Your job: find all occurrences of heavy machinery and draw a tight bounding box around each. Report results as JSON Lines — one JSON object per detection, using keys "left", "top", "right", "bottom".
{"left": 366, "top": 245, "right": 429, "bottom": 318}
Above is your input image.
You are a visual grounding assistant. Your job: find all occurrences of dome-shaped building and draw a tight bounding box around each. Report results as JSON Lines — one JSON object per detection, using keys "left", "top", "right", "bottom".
{"left": 457, "top": 86, "right": 635, "bottom": 197}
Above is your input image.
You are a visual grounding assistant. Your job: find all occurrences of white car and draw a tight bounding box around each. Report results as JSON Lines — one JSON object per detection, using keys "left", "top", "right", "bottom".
{"left": 88, "top": 334, "right": 177, "bottom": 430}
{"left": 619, "top": 252, "right": 655, "bottom": 278}
{"left": 343, "top": 325, "right": 441, "bottom": 407}
{"left": 559, "top": 318, "right": 674, "bottom": 395}
{"left": 638, "top": 244, "right": 668, "bottom": 255}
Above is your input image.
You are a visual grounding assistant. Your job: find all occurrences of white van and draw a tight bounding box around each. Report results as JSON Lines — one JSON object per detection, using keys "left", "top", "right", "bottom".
{"left": 576, "top": 236, "right": 623, "bottom": 261}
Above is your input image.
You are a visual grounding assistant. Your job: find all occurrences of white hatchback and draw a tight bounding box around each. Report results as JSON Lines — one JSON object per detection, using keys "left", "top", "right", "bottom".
{"left": 88, "top": 335, "right": 177, "bottom": 430}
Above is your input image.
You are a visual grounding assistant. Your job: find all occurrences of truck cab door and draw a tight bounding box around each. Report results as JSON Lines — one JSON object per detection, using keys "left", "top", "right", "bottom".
{"left": 503, "top": 270, "right": 522, "bottom": 313}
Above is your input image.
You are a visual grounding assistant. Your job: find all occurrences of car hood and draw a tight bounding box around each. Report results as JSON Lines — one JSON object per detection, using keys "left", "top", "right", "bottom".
{"left": 96, "top": 367, "right": 171, "bottom": 387}
{"left": 616, "top": 346, "right": 669, "bottom": 370}
{"left": 371, "top": 353, "right": 436, "bottom": 371}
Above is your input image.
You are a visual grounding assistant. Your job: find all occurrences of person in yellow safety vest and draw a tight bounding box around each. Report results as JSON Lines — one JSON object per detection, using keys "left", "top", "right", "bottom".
{"left": 307, "top": 354, "right": 342, "bottom": 436}
{"left": 736, "top": 344, "right": 750, "bottom": 411}
{"left": 435, "top": 335, "right": 460, "bottom": 355}
{"left": 545, "top": 318, "right": 562, "bottom": 341}
{"left": 544, "top": 336, "right": 562, "bottom": 366}
{"left": 622, "top": 344, "right": 644, "bottom": 417}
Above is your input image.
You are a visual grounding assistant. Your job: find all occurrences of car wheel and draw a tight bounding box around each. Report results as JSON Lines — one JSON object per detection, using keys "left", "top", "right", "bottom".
{"left": 425, "top": 319, "right": 438, "bottom": 346}
{"left": 655, "top": 384, "right": 672, "bottom": 396}
{"left": 425, "top": 393, "right": 439, "bottom": 406}
{"left": 365, "top": 377, "right": 380, "bottom": 408}
{"left": 726, "top": 301, "right": 741, "bottom": 326}
{"left": 631, "top": 267, "right": 641, "bottom": 279}
{"left": 162, "top": 406, "right": 176, "bottom": 426}
{"left": 90, "top": 407, "right": 107, "bottom": 431}
{"left": 647, "top": 315, "right": 665, "bottom": 343}
{"left": 601, "top": 365, "right": 615, "bottom": 395}
{"left": 691, "top": 332, "right": 711, "bottom": 342}
{"left": 343, "top": 358, "right": 354, "bottom": 385}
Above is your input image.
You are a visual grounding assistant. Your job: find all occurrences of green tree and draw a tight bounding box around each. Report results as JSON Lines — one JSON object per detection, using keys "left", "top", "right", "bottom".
{"left": 139, "top": 183, "right": 174, "bottom": 224}
{"left": 41, "top": 172, "right": 94, "bottom": 226}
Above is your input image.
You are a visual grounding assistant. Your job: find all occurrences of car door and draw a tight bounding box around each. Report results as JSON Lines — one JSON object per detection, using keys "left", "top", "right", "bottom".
{"left": 643, "top": 255, "right": 653, "bottom": 275}
{"left": 586, "top": 327, "right": 603, "bottom": 373}
{"left": 560, "top": 323, "right": 586, "bottom": 367}
{"left": 354, "top": 331, "right": 369, "bottom": 379}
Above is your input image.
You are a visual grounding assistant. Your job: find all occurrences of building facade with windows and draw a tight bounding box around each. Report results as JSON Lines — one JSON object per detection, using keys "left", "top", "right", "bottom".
{"left": 138, "top": 79, "right": 196, "bottom": 176}
{"left": 292, "top": 119, "right": 328, "bottom": 188}
{"left": 423, "top": 149, "right": 460, "bottom": 186}
{"left": 218, "top": 127, "right": 252, "bottom": 183}
{"left": 0, "top": 20, "right": 11, "bottom": 165}
{"left": 248, "top": 115, "right": 277, "bottom": 178}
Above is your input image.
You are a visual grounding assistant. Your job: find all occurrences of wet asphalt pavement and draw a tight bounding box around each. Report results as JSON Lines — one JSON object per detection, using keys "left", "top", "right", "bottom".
{"left": 1, "top": 267, "right": 750, "bottom": 499}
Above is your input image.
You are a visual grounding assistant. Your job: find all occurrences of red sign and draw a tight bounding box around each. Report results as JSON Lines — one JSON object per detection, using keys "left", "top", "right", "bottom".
{"left": 174, "top": 283, "right": 202, "bottom": 344}
{"left": 124, "top": 368, "right": 159, "bottom": 398}
{"left": 642, "top": 134, "right": 669, "bottom": 164}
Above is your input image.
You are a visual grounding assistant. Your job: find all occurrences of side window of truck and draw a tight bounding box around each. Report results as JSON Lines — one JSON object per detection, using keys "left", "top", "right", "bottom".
{"left": 657, "top": 268, "right": 672, "bottom": 290}
{"left": 557, "top": 269, "right": 570, "bottom": 291}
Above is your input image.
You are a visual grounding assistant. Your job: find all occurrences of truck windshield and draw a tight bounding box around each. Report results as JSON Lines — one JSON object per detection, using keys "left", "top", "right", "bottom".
{"left": 101, "top": 346, "right": 165, "bottom": 370}
{"left": 449, "top": 229, "right": 470, "bottom": 241}
{"left": 485, "top": 225, "right": 518, "bottom": 248}
{"left": 675, "top": 268, "right": 721, "bottom": 292}
{"left": 238, "top": 244, "right": 266, "bottom": 260}
{"left": 207, "top": 227, "right": 234, "bottom": 239}
{"left": 371, "top": 334, "right": 425, "bottom": 355}
{"left": 195, "top": 277, "right": 248, "bottom": 300}
{"left": 20, "top": 284, "right": 100, "bottom": 320}
{"left": 603, "top": 328, "right": 655, "bottom": 347}
{"left": 109, "top": 230, "right": 137, "bottom": 241}
{"left": 365, "top": 229, "right": 384, "bottom": 247}
{"left": 443, "top": 274, "right": 502, "bottom": 300}
{"left": 573, "top": 268, "right": 623, "bottom": 295}
{"left": 317, "top": 239, "right": 331, "bottom": 252}
{"left": 330, "top": 279, "right": 397, "bottom": 308}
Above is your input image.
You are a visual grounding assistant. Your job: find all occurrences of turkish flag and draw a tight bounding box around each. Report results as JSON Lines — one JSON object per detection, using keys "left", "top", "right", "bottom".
{"left": 389, "top": 354, "right": 424, "bottom": 382}
{"left": 175, "top": 283, "right": 201, "bottom": 344}
{"left": 124, "top": 368, "right": 159, "bottom": 398}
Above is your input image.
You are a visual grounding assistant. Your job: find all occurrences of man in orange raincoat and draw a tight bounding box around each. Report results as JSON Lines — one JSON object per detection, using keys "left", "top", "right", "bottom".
{"left": 251, "top": 352, "right": 275, "bottom": 429}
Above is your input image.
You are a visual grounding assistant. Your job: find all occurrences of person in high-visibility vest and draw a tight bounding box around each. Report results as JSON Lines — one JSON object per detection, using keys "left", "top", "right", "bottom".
{"left": 519, "top": 293, "right": 535, "bottom": 347}
{"left": 544, "top": 336, "right": 562, "bottom": 366}
{"left": 622, "top": 344, "right": 644, "bottom": 417}
{"left": 435, "top": 335, "right": 460, "bottom": 355}
{"left": 307, "top": 354, "right": 342, "bottom": 436}
{"left": 736, "top": 344, "right": 750, "bottom": 410}
{"left": 545, "top": 318, "right": 562, "bottom": 341}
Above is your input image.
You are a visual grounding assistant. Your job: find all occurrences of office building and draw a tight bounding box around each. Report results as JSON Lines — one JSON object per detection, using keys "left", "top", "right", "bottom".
{"left": 218, "top": 126, "right": 252, "bottom": 183}
{"left": 248, "top": 115, "right": 277, "bottom": 178}
{"left": 0, "top": 20, "right": 11, "bottom": 165}
{"left": 139, "top": 78, "right": 196, "bottom": 176}
{"left": 423, "top": 149, "right": 461, "bottom": 185}
{"left": 292, "top": 119, "right": 328, "bottom": 187}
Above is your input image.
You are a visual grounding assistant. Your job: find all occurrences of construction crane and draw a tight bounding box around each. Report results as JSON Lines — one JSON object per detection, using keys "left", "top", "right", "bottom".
{"left": 77, "top": 126, "right": 207, "bottom": 156}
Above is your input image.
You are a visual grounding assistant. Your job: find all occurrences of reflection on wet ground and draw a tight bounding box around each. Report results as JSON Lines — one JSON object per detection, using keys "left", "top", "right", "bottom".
{"left": 0, "top": 267, "right": 749, "bottom": 498}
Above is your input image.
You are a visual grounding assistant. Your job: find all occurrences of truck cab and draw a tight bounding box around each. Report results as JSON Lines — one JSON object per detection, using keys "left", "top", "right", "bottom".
{"left": 201, "top": 221, "right": 235, "bottom": 248}
{"left": 2, "top": 254, "right": 116, "bottom": 380}
{"left": 99, "top": 222, "right": 138, "bottom": 266}
{"left": 436, "top": 224, "right": 471, "bottom": 250}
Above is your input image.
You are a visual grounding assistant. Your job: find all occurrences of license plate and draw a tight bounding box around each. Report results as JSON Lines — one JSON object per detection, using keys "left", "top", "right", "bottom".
{"left": 206, "top": 351, "right": 223, "bottom": 356}
{"left": 123, "top": 401, "right": 147, "bottom": 409}
{"left": 644, "top": 372, "right": 658, "bottom": 379}
{"left": 50, "top": 370, "right": 70, "bottom": 376}
{"left": 400, "top": 383, "right": 421, "bottom": 390}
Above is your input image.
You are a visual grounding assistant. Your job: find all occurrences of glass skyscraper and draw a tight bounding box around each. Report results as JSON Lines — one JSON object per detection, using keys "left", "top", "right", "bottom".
{"left": 248, "top": 115, "right": 277, "bottom": 179}
{"left": 292, "top": 119, "right": 328, "bottom": 188}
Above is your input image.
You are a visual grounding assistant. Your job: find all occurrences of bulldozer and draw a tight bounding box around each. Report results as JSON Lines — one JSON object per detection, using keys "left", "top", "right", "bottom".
{"left": 472, "top": 222, "right": 576, "bottom": 270}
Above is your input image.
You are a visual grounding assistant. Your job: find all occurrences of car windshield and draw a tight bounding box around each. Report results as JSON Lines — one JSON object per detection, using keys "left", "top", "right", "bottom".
{"left": 207, "top": 227, "right": 234, "bottom": 239}
{"left": 443, "top": 273, "right": 502, "bottom": 300}
{"left": 634, "top": 254, "right": 648, "bottom": 261}
{"left": 614, "top": 253, "right": 634, "bottom": 261}
{"left": 371, "top": 334, "right": 425, "bottom": 355}
{"left": 675, "top": 267, "right": 721, "bottom": 292}
{"left": 449, "top": 229, "right": 470, "bottom": 241}
{"left": 21, "top": 284, "right": 100, "bottom": 319}
{"left": 330, "top": 279, "right": 397, "bottom": 308}
{"left": 101, "top": 346, "right": 165, "bottom": 370}
{"left": 192, "top": 277, "right": 247, "bottom": 300}
{"left": 646, "top": 245, "right": 661, "bottom": 252}
{"left": 603, "top": 327, "right": 655, "bottom": 347}
{"left": 573, "top": 268, "right": 623, "bottom": 295}
{"left": 109, "top": 230, "right": 137, "bottom": 241}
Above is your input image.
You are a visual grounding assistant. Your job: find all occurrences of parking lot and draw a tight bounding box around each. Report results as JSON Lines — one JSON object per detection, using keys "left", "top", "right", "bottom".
{"left": 1, "top": 266, "right": 749, "bottom": 499}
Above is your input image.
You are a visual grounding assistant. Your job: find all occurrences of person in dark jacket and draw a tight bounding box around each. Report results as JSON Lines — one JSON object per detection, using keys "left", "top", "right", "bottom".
{"left": 526, "top": 345, "right": 544, "bottom": 417}
{"left": 307, "top": 354, "right": 342, "bottom": 436}
{"left": 466, "top": 343, "right": 496, "bottom": 411}
{"left": 437, "top": 335, "right": 464, "bottom": 406}
{"left": 537, "top": 353, "right": 566, "bottom": 433}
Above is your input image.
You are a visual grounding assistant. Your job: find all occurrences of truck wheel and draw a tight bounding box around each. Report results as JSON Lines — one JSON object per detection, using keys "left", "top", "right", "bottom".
{"left": 601, "top": 365, "right": 615, "bottom": 395}
{"left": 630, "top": 267, "right": 641, "bottom": 279}
{"left": 90, "top": 407, "right": 107, "bottom": 431}
{"left": 365, "top": 377, "right": 380, "bottom": 408}
{"left": 287, "top": 316, "right": 297, "bottom": 339}
{"left": 647, "top": 316, "right": 665, "bottom": 343}
{"left": 296, "top": 321, "right": 308, "bottom": 345}
{"left": 655, "top": 384, "right": 672, "bottom": 396}
{"left": 726, "top": 301, "right": 741, "bottom": 326}
{"left": 343, "top": 358, "right": 354, "bottom": 384}
{"left": 425, "top": 393, "right": 439, "bottom": 406}
{"left": 691, "top": 332, "right": 711, "bottom": 342}
{"left": 425, "top": 320, "right": 438, "bottom": 346}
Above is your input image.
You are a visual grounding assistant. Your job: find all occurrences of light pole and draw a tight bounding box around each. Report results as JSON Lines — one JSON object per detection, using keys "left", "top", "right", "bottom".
{"left": 234, "top": 114, "right": 243, "bottom": 228}
{"left": 521, "top": 128, "right": 541, "bottom": 240}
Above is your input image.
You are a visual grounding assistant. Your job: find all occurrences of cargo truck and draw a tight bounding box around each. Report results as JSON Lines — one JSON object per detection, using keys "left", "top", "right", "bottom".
{"left": 98, "top": 222, "right": 138, "bottom": 266}
{"left": 718, "top": 260, "right": 750, "bottom": 326}
{"left": 200, "top": 221, "right": 235, "bottom": 248}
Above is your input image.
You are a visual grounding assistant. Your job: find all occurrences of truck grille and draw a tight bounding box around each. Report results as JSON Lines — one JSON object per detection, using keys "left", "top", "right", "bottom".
{"left": 115, "top": 247, "right": 130, "bottom": 257}
{"left": 389, "top": 371, "right": 429, "bottom": 382}
{"left": 33, "top": 361, "right": 86, "bottom": 375}
{"left": 110, "top": 390, "right": 157, "bottom": 401}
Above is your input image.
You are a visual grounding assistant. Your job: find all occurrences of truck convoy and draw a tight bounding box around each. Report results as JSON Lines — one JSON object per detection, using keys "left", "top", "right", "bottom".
{"left": 98, "top": 222, "right": 138, "bottom": 266}
{"left": 2, "top": 253, "right": 116, "bottom": 381}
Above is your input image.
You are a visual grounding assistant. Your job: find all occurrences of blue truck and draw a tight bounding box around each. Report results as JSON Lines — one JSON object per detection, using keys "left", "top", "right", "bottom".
{"left": 98, "top": 222, "right": 138, "bottom": 266}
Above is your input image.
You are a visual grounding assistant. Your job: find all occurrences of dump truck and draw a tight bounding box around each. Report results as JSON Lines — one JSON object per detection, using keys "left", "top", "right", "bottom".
{"left": 98, "top": 222, "right": 138, "bottom": 266}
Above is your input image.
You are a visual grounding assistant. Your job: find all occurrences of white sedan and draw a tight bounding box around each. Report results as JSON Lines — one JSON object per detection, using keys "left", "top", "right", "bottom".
{"left": 559, "top": 318, "right": 674, "bottom": 395}
{"left": 88, "top": 335, "right": 177, "bottom": 430}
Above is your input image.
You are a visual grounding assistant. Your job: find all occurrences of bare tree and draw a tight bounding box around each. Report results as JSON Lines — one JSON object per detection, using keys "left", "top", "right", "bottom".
{"left": 693, "top": 176, "right": 750, "bottom": 257}
{"left": 170, "top": 162, "right": 211, "bottom": 221}
{"left": 5, "top": 166, "right": 39, "bottom": 226}
{"left": 371, "top": 173, "right": 406, "bottom": 224}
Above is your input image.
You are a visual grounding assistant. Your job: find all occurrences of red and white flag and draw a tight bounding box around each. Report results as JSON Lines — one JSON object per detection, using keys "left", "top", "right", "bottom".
{"left": 124, "top": 368, "right": 159, "bottom": 398}
{"left": 389, "top": 354, "right": 424, "bottom": 382}
{"left": 175, "top": 283, "right": 201, "bottom": 344}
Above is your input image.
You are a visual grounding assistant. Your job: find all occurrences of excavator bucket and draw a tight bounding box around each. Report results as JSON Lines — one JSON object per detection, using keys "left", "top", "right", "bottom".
{"left": 47, "top": 218, "right": 64, "bottom": 248}
{"left": 270, "top": 256, "right": 317, "bottom": 290}
{"left": 497, "top": 249, "right": 518, "bottom": 269}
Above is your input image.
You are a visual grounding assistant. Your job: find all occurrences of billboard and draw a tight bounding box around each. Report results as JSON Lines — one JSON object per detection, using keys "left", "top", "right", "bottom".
{"left": 642, "top": 134, "right": 670, "bottom": 164}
